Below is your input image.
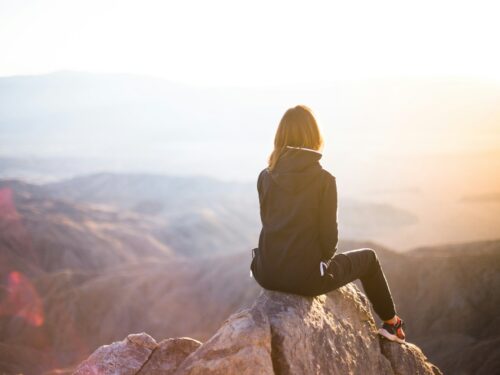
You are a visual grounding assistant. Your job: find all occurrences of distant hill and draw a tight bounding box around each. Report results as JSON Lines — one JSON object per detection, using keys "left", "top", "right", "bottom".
{"left": 43, "top": 172, "right": 418, "bottom": 254}
{"left": 0, "top": 174, "right": 420, "bottom": 262}
{"left": 46, "top": 173, "right": 262, "bottom": 257}
{"left": 0, "top": 179, "right": 174, "bottom": 277}
{"left": 383, "top": 238, "right": 500, "bottom": 375}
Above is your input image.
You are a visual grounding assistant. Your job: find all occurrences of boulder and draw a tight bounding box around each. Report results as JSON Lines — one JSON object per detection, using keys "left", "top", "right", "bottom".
{"left": 73, "top": 333, "right": 157, "bottom": 375}
{"left": 137, "top": 338, "right": 202, "bottom": 375}
{"left": 73, "top": 284, "right": 442, "bottom": 374}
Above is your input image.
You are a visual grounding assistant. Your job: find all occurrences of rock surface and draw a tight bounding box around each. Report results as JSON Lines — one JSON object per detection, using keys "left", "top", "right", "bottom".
{"left": 72, "top": 284, "right": 441, "bottom": 374}
{"left": 137, "top": 338, "right": 202, "bottom": 375}
{"left": 380, "top": 339, "right": 441, "bottom": 375}
{"left": 73, "top": 333, "right": 157, "bottom": 375}
{"left": 73, "top": 334, "right": 202, "bottom": 375}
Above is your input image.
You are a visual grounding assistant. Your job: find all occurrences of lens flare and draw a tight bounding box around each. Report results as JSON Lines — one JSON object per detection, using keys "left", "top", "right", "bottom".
{"left": 0, "top": 270, "right": 44, "bottom": 326}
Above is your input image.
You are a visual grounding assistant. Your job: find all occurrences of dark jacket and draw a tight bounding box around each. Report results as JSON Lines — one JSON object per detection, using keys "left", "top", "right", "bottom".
{"left": 250, "top": 146, "right": 339, "bottom": 295}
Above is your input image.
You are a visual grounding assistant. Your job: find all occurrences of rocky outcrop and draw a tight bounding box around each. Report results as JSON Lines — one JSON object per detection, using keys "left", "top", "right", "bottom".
{"left": 137, "top": 338, "right": 203, "bottom": 375}
{"left": 73, "top": 334, "right": 202, "bottom": 375}
{"left": 73, "top": 284, "right": 441, "bottom": 375}
{"left": 380, "top": 340, "right": 442, "bottom": 375}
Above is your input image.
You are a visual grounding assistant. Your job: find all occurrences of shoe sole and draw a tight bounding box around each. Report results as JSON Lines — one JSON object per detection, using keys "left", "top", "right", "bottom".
{"left": 378, "top": 328, "right": 406, "bottom": 344}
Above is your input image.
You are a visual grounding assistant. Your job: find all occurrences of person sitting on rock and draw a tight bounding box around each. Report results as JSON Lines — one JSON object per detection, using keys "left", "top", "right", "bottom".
{"left": 250, "top": 104, "right": 406, "bottom": 343}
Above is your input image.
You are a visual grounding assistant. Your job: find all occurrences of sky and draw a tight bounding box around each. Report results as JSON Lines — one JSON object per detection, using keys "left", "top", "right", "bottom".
{"left": 1, "top": 0, "right": 500, "bottom": 87}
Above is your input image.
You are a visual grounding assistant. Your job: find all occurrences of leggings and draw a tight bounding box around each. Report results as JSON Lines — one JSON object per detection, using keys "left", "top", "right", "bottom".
{"left": 317, "top": 248, "right": 396, "bottom": 321}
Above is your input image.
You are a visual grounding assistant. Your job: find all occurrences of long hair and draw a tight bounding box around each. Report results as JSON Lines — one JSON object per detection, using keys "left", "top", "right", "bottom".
{"left": 267, "top": 105, "right": 324, "bottom": 172}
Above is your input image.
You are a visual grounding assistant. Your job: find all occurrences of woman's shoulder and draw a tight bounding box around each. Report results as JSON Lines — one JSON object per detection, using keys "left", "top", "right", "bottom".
{"left": 320, "top": 168, "right": 336, "bottom": 182}
{"left": 257, "top": 167, "right": 270, "bottom": 192}
{"left": 258, "top": 167, "right": 269, "bottom": 181}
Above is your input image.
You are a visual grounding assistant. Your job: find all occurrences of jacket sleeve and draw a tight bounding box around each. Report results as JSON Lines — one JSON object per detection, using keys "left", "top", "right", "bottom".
{"left": 318, "top": 174, "right": 339, "bottom": 260}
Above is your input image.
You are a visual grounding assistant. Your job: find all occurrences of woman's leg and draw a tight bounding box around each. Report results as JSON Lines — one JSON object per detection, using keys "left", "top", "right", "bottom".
{"left": 328, "top": 248, "right": 397, "bottom": 321}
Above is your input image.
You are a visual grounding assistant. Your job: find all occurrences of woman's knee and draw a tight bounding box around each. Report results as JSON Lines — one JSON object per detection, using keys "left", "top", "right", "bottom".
{"left": 362, "top": 248, "right": 379, "bottom": 264}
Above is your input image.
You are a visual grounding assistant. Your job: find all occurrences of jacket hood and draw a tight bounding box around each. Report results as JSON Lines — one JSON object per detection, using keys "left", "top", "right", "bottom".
{"left": 270, "top": 147, "right": 323, "bottom": 193}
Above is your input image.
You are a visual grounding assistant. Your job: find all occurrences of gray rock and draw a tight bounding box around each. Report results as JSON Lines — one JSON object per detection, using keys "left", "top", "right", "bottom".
{"left": 73, "top": 284, "right": 442, "bottom": 375}
{"left": 72, "top": 333, "right": 157, "bottom": 375}
{"left": 175, "top": 300, "right": 274, "bottom": 375}
{"left": 380, "top": 338, "right": 443, "bottom": 375}
{"left": 137, "top": 337, "right": 202, "bottom": 375}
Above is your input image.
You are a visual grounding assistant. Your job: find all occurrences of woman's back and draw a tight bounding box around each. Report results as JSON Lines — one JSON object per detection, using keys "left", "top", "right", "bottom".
{"left": 251, "top": 146, "right": 339, "bottom": 294}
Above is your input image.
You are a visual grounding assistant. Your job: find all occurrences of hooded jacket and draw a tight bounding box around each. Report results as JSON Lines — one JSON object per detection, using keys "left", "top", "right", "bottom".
{"left": 250, "top": 146, "right": 339, "bottom": 295}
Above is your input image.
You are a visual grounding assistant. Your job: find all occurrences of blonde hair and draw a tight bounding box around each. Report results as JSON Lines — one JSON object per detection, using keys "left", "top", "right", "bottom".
{"left": 267, "top": 105, "right": 324, "bottom": 171}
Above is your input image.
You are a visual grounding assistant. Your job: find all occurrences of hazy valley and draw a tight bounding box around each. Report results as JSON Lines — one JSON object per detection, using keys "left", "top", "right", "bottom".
{"left": 0, "top": 175, "right": 498, "bottom": 375}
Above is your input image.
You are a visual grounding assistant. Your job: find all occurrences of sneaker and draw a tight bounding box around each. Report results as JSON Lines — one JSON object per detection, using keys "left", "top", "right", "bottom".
{"left": 378, "top": 316, "right": 406, "bottom": 344}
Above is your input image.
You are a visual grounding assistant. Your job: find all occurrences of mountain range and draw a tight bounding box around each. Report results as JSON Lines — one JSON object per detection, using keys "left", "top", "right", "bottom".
{"left": 0, "top": 175, "right": 498, "bottom": 374}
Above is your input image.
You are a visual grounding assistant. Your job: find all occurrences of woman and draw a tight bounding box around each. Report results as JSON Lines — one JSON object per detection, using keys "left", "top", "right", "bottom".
{"left": 250, "top": 104, "right": 406, "bottom": 343}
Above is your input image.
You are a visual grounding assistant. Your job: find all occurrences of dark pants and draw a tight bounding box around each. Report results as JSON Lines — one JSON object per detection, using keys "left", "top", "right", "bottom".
{"left": 312, "top": 248, "right": 396, "bottom": 321}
